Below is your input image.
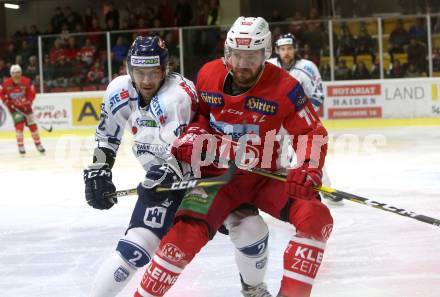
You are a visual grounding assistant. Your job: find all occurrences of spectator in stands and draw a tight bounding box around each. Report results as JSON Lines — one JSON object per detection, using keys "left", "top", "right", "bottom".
{"left": 270, "top": 9, "right": 285, "bottom": 22}
{"left": 302, "top": 21, "right": 325, "bottom": 56}
{"left": 387, "top": 59, "right": 404, "bottom": 78}
{"left": 301, "top": 43, "right": 319, "bottom": 66}
{"left": 0, "top": 59, "right": 8, "bottom": 83}
{"left": 320, "top": 63, "right": 331, "bottom": 81}
{"left": 24, "top": 55, "right": 38, "bottom": 82}
{"left": 43, "top": 55, "right": 56, "bottom": 88}
{"left": 27, "top": 25, "right": 40, "bottom": 46}
{"left": 105, "top": 1, "right": 120, "bottom": 30}
{"left": 433, "top": 16, "right": 440, "bottom": 33}
{"left": 49, "top": 38, "right": 65, "bottom": 64}
{"left": 51, "top": 7, "right": 65, "bottom": 33}
{"left": 87, "top": 18, "right": 103, "bottom": 46}
{"left": 80, "top": 38, "right": 97, "bottom": 66}
{"left": 352, "top": 60, "right": 371, "bottom": 80}
{"left": 84, "top": 7, "right": 98, "bottom": 31}
{"left": 207, "top": 0, "right": 220, "bottom": 25}
{"left": 406, "top": 37, "right": 426, "bottom": 73}
{"left": 53, "top": 55, "right": 72, "bottom": 88}
{"left": 355, "top": 26, "right": 375, "bottom": 58}
{"left": 369, "top": 61, "right": 381, "bottom": 78}
{"left": 158, "top": 0, "right": 175, "bottom": 27}
{"left": 308, "top": 7, "right": 320, "bottom": 20}
{"left": 18, "top": 40, "right": 34, "bottom": 65}
{"left": 409, "top": 18, "right": 427, "bottom": 43}
{"left": 86, "top": 60, "right": 107, "bottom": 85}
{"left": 175, "top": 0, "right": 193, "bottom": 26}
{"left": 13, "top": 25, "right": 28, "bottom": 39}
{"left": 64, "top": 6, "right": 82, "bottom": 31}
{"left": 405, "top": 63, "right": 421, "bottom": 77}
{"left": 433, "top": 47, "right": 440, "bottom": 71}
{"left": 389, "top": 19, "right": 409, "bottom": 55}
{"left": 65, "top": 37, "right": 79, "bottom": 60}
{"left": 335, "top": 59, "right": 352, "bottom": 80}
{"left": 112, "top": 36, "right": 129, "bottom": 70}
{"left": 71, "top": 52, "right": 87, "bottom": 86}
{"left": 336, "top": 24, "right": 356, "bottom": 56}
{"left": 4, "top": 43, "right": 17, "bottom": 66}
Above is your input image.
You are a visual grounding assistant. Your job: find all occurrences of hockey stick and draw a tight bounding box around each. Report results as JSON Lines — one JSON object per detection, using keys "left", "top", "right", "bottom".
{"left": 109, "top": 161, "right": 237, "bottom": 198}
{"left": 14, "top": 108, "right": 53, "bottom": 132}
{"left": 237, "top": 164, "right": 440, "bottom": 228}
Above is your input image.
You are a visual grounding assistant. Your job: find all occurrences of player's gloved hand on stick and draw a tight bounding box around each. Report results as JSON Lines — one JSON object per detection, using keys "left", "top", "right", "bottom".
{"left": 137, "top": 164, "right": 180, "bottom": 200}
{"left": 286, "top": 161, "right": 322, "bottom": 200}
{"left": 83, "top": 164, "right": 117, "bottom": 209}
{"left": 171, "top": 125, "right": 210, "bottom": 164}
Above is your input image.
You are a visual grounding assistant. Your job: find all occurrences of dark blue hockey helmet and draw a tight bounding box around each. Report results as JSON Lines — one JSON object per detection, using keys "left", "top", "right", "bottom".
{"left": 275, "top": 33, "right": 297, "bottom": 48}
{"left": 126, "top": 35, "right": 169, "bottom": 77}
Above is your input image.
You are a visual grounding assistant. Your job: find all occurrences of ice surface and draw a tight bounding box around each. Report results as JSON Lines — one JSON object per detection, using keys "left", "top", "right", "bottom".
{"left": 0, "top": 126, "right": 439, "bottom": 297}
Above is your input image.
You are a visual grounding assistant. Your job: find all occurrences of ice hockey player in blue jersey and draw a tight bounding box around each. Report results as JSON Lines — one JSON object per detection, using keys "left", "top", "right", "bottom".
{"left": 268, "top": 33, "right": 341, "bottom": 204}
{"left": 83, "top": 35, "right": 273, "bottom": 297}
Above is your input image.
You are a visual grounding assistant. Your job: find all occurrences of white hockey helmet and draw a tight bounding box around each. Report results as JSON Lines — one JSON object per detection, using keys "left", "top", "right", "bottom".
{"left": 10, "top": 64, "right": 22, "bottom": 75}
{"left": 224, "top": 17, "right": 272, "bottom": 61}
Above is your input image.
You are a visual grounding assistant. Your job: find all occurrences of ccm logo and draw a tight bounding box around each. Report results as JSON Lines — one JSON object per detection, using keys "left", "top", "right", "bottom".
{"left": 170, "top": 180, "right": 197, "bottom": 190}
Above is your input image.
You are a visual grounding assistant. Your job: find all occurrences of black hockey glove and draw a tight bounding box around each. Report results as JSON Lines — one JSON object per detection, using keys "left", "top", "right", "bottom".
{"left": 84, "top": 164, "right": 117, "bottom": 210}
{"left": 137, "top": 164, "right": 180, "bottom": 201}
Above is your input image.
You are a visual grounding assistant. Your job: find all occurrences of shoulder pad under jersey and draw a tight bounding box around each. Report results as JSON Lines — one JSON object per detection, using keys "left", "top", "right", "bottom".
{"left": 105, "top": 75, "right": 138, "bottom": 115}
{"left": 296, "top": 59, "right": 319, "bottom": 80}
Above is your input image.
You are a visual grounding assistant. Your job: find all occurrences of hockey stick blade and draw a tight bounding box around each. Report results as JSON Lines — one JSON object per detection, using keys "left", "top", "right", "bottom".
{"left": 40, "top": 124, "right": 53, "bottom": 132}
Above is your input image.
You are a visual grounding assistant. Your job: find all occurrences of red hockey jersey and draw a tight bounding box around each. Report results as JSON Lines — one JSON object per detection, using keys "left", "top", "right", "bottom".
{"left": 0, "top": 76, "right": 36, "bottom": 114}
{"left": 196, "top": 59, "right": 327, "bottom": 170}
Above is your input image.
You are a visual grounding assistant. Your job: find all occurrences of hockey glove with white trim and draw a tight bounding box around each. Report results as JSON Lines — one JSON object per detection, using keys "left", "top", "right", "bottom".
{"left": 84, "top": 164, "right": 117, "bottom": 209}
{"left": 137, "top": 164, "right": 181, "bottom": 201}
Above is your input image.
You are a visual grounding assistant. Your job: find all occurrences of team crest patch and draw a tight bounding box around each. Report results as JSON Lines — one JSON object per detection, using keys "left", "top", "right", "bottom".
{"left": 245, "top": 96, "right": 278, "bottom": 115}
{"left": 161, "top": 243, "right": 185, "bottom": 262}
{"left": 114, "top": 266, "right": 130, "bottom": 282}
{"left": 287, "top": 84, "right": 307, "bottom": 111}
{"left": 200, "top": 91, "right": 224, "bottom": 107}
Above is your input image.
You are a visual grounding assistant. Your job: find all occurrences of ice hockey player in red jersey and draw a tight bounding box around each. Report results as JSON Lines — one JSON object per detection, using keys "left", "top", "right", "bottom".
{"left": 134, "top": 17, "right": 333, "bottom": 297}
{"left": 0, "top": 64, "right": 45, "bottom": 154}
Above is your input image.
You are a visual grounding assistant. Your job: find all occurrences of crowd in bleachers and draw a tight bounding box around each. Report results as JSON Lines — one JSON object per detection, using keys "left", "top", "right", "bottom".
{"left": 0, "top": 0, "right": 220, "bottom": 91}
{"left": 1, "top": 1, "right": 440, "bottom": 92}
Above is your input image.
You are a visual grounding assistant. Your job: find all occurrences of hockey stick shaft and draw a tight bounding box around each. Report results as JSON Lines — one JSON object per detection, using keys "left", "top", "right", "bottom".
{"left": 110, "top": 162, "right": 237, "bottom": 198}
{"left": 244, "top": 165, "right": 440, "bottom": 228}
{"left": 14, "top": 108, "right": 53, "bottom": 132}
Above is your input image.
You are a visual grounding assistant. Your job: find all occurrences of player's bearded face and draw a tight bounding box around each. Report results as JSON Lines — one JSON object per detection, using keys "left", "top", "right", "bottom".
{"left": 11, "top": 72, "right": 22, "bottom": 83}
{"left": 132, "top": 66, "right": 165, "bottom": 100}
{"left": 229, "top": 49, "right": 264, "bottom": 87}
{"left": 278, "top": 45, "right": 295, "bottom": 66}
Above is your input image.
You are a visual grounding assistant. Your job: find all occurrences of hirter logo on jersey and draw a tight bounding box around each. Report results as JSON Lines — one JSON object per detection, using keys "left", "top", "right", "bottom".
{"left": 200, "top": 91, "right": 224, "bottom": 107}
{"left": 245, "top": 96, "right": 278, "bottom": 115}
{"left": 235, "top": 38, "right": 252, "bottom": 46}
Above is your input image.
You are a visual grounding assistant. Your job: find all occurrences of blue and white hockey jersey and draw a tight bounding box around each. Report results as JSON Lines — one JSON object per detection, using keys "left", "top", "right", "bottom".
{"left": 267, "top": 58, "right": 324, "bottom": 111}
{"left": 95, "top": 73, "right": 197, "bottom": 172}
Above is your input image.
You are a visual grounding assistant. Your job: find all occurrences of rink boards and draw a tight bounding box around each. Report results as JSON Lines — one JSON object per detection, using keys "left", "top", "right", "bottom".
{"left": 0, "top": 77, "right": 440, "bottom": 136}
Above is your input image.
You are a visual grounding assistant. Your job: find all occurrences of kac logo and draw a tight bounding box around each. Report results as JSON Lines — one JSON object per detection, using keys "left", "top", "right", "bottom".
{"left": 161, "top": 243, "right": 185, "bottom": 262}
